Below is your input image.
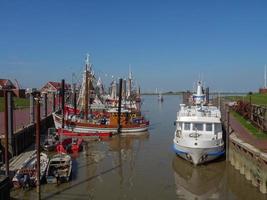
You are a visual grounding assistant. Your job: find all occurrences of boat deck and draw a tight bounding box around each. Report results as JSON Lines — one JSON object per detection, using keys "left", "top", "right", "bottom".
{"left": 1, "top": 150, "right": 35, "bottom": 175}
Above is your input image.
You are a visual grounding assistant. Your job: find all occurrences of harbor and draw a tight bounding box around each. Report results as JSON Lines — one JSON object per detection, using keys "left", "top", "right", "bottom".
{"left": 2, "top": 95, "right": 265, "bottom": 200}
{"left": 2, "top": 1, "right": 267, "bottom": 199}
{"left": 1, "top": 60, "right": 267, "bottom": 199}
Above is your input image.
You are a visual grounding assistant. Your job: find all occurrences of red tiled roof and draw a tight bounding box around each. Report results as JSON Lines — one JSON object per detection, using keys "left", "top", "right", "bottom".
{"left": 48, "top": 81, "right": 71, "bottom": 90}
{"left": 0, "top": 79, "right": 8, "bottom": 87}
{"left": 0, "top": 79, "right": 15, "bottom": 89}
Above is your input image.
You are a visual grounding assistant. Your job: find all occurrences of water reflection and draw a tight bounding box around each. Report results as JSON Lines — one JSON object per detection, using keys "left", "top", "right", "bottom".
{"left": 158, "top": 99, "right": 163, "bottom": 111}
{"left": 105, "top": 132, "right": 149, "bottom": 187}
{"left": 172, "top": 156, "right": 226, "bottom": 200}
{"left": 107, "top": 132, "right": 149, "bottom": 152}
{"left": 10, "top": 96, "right": 267, "bottom": 199}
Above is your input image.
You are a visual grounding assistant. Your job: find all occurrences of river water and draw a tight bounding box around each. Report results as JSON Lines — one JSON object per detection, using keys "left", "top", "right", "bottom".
{"left": 11, "top": 95, "right": 266, "bottom": 200}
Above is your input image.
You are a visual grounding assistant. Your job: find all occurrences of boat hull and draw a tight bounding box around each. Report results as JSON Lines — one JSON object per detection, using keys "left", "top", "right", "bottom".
{"left": 46, "top": 153, "right": 72, "bottom": 184}
{"left": 53, "top": 113, "right": 149, "bottom": 134}
{"left": 42, "top": 144, "right": 56, "bottom": 151}
{"left": 12, "top": 152, "right": 49, "bottom": 188}
{"left": 173, "top": 141, "right": 224, "bottom": 165}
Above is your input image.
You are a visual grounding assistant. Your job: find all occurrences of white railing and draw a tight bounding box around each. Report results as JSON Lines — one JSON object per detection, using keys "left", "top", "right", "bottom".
{"left": 178, "top": 111, "right": 220, "bottom": 118}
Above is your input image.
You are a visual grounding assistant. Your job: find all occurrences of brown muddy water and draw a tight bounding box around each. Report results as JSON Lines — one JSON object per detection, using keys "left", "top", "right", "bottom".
{"left": 11, "top": 96, "right": 266, "bottom": 200}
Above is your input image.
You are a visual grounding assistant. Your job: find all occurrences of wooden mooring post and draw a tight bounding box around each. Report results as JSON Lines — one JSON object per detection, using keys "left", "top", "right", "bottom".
{"left": 7, "top": 92, "right": 14, "bottom": 157}
{"left": 30, "top": 92, "right": 35, "bottom": 124}
{"left": 42, "top": 92, "right": 47, "bottom": 118}
{"left": 35, "top": 93, "right": 41, "bottom": 198}
{"left": 61, "top": 79, "right": 65, "bottom": 129}
{"left": 4, "top": 90, "right": 9, "bottom": 177}
{"left": 52, "top": 92, "right": 56, "bottom": 112}
{"left": 226, "top": 106, "right": 230, "bottom": 161}
{"left": 73, "top": 83, "right": 77, "bottom": 115}
{"left": 117, "top": 78, "right": 123, "bottom": 134}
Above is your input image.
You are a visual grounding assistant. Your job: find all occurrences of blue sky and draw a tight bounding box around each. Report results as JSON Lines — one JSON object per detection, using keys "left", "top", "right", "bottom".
{"left": 1, "top": 0, "right": 267, "bottom": 92}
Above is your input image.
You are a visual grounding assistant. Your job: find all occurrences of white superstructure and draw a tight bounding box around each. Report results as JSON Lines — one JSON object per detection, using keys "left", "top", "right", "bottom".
{"left": 173, "top": 81, "right": 224, "bottom": 165}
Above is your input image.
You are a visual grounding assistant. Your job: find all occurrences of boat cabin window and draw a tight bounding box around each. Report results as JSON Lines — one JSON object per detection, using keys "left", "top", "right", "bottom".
{"left": 177, "top": 122, "right": 182, "bottom": 129}
{"left": 206, "top": 123, "right": 212, "bottom": 131}
{"left": 193, "top": 123, "right": 203, "bottom": 131}
{"left": 215, "top": 123, "right": 222, "bottom": 133}
{"left": 184, "top": 122, "right": 191, "bottom": 131}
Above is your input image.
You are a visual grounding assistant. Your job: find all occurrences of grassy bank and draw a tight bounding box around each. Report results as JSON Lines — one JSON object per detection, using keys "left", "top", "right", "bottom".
{"left": 231, "top": 111, "right": 267, "bottom": 139}
{"left": 0, "top": 97, "right": 30, "bottom": 112}
{"left": 227, "top": 93, "right": 267, "bottom": 106}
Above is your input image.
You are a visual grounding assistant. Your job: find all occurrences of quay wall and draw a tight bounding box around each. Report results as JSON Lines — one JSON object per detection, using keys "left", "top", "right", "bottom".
{"left": 216, "top": 97, "right": 267, "bottom": 194}
{"left": 0, "top": 176, "right": 10, "bottom": 200}
{"left": 1, "top": 114, "right": 54, "bottom": 157}
{"left": 229, "top": 133, "right": 267, "bottom": 194}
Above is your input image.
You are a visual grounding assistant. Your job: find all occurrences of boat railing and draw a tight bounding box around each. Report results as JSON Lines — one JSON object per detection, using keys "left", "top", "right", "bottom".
{"left": 178, "top": 111, "right": 220, "bottom": 118}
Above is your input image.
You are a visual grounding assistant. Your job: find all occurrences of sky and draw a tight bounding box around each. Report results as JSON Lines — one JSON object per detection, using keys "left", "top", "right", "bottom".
{"left": 1, "top": 0, "right": 267, "bottom": 93}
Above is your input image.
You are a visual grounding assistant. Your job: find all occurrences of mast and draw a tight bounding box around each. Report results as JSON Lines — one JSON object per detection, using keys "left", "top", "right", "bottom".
{"left": 127, "top": 65, "right": 132, "bottom": 99}
{"left": 111, "top": 78, "right": 117, "bottom": 100}
{"left": 97, "top": 77, "right": 104, "bottom": 95}
{"left": 84, "top": 54, "right": 89, "bottom": 120}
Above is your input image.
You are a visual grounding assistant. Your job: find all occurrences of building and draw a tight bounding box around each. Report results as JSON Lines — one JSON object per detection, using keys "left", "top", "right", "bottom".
{"left": 40, "top": 81, "right": 71, "bottom": 105}
{"left": 259, "top": 88, "right": 267, "bottom": 94}
{"left": 41, "top": 81, "right": 71, "bottom": 93}
{"left": 0, "top": 79, "right": 25, "bottom": 98}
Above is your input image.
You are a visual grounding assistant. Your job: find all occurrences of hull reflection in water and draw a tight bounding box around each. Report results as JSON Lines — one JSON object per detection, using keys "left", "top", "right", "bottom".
{"left": 107, "top": 131, "right": 149, "bottom": 151}
{"left": 172, "top": 156, "right": 225, "bottom": 200}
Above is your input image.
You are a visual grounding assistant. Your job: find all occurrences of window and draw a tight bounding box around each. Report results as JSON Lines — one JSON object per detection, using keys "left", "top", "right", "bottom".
{"left": 184, "top": 123, "right": 191, "bottom": 130}
{"left": 193, "top": 123, "right": 203, "bottom": 131}
{"left": 177, "top": 122, "right": 183, "bottom": 130}
{"left": 206, "top": 123, "right": 212, "bottom": 131}
{"left": 215, "top": 123, "right": 222, "bottom": 133}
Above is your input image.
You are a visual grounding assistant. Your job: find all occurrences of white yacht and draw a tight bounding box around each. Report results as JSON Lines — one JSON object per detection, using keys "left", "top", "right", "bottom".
{"left": 173, "top": 81, "right": 224, "bottom": 165}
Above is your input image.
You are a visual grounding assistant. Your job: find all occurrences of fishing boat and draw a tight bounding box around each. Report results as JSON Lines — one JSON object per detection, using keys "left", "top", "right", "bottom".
{"left": 56, "top": 138, "right": 72, "bottom": 154}
{"left": 70, "top": 138, "right": 83, "bottom": 153}
{"left": 42, "top": 128, "right": 59, "bottom": 151}
{"left": 54, "top": 109, "right": 149, "bottom": 135}
{"left": 158, "top": 91, "right": 163, "bottom": 102}
{"left": 12, "top": 152, "right": 49, "bottom": 188}
{"left": 173, "top": 81, "right": 224, "bottom": 165}
{"left": 56, "top": 137, "right": 83, "bottom": 153}
{"left": 46, "top": 153, "right": 72, "bottom": 184}
{"left": 53, "top": 55, "right": 149, "bottom": 136}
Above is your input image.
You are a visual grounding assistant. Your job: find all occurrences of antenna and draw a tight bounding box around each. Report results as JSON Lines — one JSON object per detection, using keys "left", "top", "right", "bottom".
{"left": 129, "top": 64, "right": 132, "bottom": 80}
{"left": 85, "top": 53, "right": 90, "bottom": 71}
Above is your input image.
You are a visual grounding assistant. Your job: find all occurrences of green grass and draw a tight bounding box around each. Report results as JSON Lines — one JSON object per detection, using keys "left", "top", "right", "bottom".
{"left": 231, "top": 111, "right": 267, "bottom": 139}
{"left": 0, "top": 97, "right": 30, "bottom": 112}
{"left": 227, "top": 93, "right": 267, "bottom": 106}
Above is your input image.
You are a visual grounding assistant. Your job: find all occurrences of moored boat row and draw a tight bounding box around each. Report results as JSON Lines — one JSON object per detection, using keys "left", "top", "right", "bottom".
{"left": 52, "top": 54, "right": 149, "bottom": 137}
{"left": 12, "top": 151, "right": 74, "bottom": 188}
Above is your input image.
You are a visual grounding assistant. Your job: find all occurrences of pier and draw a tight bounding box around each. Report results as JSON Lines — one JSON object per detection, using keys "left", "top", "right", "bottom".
{"left": 219, "top": 97, "right": 267, "bottom": 194}
{"left": 0, "top": 90, "right": 56, "bottom": 199}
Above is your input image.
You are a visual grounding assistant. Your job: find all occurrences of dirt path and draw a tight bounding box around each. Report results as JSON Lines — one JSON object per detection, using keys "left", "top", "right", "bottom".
{"left": 229, "top": 114, "right": 267, "bottom": 152}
